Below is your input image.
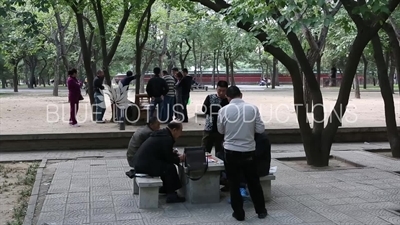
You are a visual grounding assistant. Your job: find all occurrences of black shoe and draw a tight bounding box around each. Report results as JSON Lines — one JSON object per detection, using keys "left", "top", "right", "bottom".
{"left": 125, "top": 169, "right": 135, "bottom": 179}
{"left": 220, "top": 185, "right": 230, "bottom": 192}
{"left": 159, "top": 186, "right": 166, "bottom": 195}
{"left": 232, "top": 212, "right": 245, "bottom": 221}
{"left": 166, "top": 193, "right": 186, "bottom": 203}
{"left": 258, "top": 211, "right": 268, "bottom": 219}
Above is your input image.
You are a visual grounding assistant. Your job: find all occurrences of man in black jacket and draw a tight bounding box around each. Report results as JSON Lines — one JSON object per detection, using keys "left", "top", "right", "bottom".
{"left": 133, "top": 122, "right": 186, "bottom": 203}
{"left": 146, "top": 67, "right": 169, "bottom": 120}
{"left": 120, "top": 70, "right": 137, "bottom": 89}
{"left": 180, "top": 68, "right": 192, "bottom": 122}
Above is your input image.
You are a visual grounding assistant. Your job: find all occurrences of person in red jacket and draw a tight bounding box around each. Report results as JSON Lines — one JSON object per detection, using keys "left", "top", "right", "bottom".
{"left": 67, "top": 68, "right": 83, "bottom": 127}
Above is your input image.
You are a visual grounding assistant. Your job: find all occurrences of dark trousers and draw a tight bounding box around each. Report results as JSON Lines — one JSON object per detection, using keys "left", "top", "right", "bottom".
{"left": 202, "top": 131, "right": 224, "bottom": 154}
{"left": 69, "top": 101, "right": 79, "bottom": 125}
{"left": 224, "top": 150, "right": 266, "bottom": 216}
{"left": 127, "top": 156, "right": 134, "bottom": 168}
{"left": 182, "top": 94, "right": 189, "bottom": 122}
{"left": 149, "top": 97, "right": 163, "bottom": 120}
{"left": 94, "top": 92, "right": 106, "bottom": 121}
{"left": 161, "top": 164, "right": 182, "bottom": 194}
{"left": 161, "top": 95, "right": 174, "bottom": 123}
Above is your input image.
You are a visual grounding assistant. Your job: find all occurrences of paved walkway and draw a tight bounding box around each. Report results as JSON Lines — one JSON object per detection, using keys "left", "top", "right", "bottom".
{"left": 2, "top": 142, "right": 399, "bottom": 225}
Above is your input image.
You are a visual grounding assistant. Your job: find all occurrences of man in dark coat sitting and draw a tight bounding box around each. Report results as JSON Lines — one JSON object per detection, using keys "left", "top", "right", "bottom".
{"left": 133, "top": 121, "right": 186, "bottom": 203}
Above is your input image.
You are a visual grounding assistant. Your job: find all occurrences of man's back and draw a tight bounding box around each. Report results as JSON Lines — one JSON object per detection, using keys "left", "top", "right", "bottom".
{"left": 146, "top": 76, "right": 168, "bottom": 97}
{"left": 127, "top": 125, "right": 152, "bottom": 159}
{"left": 134, "top": 128, "right": 179, "bottom": 176}
{"left": 218, "top": 99, "right": 264, "bottom": 152}
{"left": 163, "top": 75, "right": 175, "bottom": 97}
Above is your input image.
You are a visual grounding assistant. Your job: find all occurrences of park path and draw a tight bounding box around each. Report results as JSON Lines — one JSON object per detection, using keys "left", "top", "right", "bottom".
{"left": 5, "top": 142, "right": 399, "bottom": 225}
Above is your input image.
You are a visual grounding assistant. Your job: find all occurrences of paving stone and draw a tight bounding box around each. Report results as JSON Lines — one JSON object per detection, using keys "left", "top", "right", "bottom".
{"left": 28, "top": 150, "right": 400, "bottom": 225}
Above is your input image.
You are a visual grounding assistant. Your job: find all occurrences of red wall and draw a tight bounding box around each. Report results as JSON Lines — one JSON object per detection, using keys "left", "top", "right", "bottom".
{"left": 142, "top": 73, "right": 363, "bottom": 84}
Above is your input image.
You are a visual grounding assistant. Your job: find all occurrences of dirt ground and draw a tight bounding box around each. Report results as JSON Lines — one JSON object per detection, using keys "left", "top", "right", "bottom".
{"left": 0, "top": 162, "right": 37, "bottom": 225}
{"left": 0, "top": 88, "right": 399, "bottom": 134}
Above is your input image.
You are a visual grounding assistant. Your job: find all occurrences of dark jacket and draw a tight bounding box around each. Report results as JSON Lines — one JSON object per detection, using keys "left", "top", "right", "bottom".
{"left": 67, "top": 77, "right": 81, "bottom": 103}
{"left": 255, "top": 132, "right": 271, "bottom": 177}
{"left": 126, "top": 125, "right": 153, "bottom": 160}
{"left": 133, "top": 128, "right": 180, "bottom": 176}
{"left": 93, "top": 76, "right": 104, "bottom": 94}
{"left": 146, "top": 75, "right": 169, "bottom": 98}
{"left": 121, "top": 75, "right": 137, "bottom": 89}
{"left": 181, "top": 75, "right": 193, "bottom": 96}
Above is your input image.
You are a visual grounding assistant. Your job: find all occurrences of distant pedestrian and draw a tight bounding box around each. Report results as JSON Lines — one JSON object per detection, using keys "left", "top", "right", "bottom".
{"left": 180, "top": 68, "right": 192, "bottom": 122}
{"left": 174, "top": 72, "right": 184, "bottom": 121}
{"left": 67, "top": 68, "right": 83, "bottom": 127}
{"left": 146, "top": 67, "right": 169, "bottom": 120}
{"left": 120, "top": 71, "right": 137, "bottom": 89}
{"left": 93, "top": 70, "right": 106, "bottom": 123}
{"left": 161, "top": 70, "right": 176, "bottom": 123}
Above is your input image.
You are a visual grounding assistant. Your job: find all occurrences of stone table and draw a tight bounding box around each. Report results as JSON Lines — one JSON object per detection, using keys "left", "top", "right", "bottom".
{"left": 178, "top": 156, "right": 225, "bottom": 204}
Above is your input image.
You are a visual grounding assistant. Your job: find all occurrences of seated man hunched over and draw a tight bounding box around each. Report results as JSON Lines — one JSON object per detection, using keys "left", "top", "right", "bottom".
{"left": 126, "top": 117, "right": 160, "bottom": 168}
{"left": 133, "top": 121, "right": 186, "bottom": 203}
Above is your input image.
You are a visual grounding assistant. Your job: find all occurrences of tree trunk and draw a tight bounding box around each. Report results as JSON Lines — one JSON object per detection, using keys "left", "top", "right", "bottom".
{"left": 224, "top": 54, "right": 229, "bottom": 84}
{"left": 13, "top": 60, "right": 19, "bottom": 92}
{"left": 134, "top": 0, "right": 154, "bottom": 95}
{"left": 316, "top": 55, "right": 321, "bottom": 86}
{"left": 271, "top": 56, "right": 277, "bottom": 89}
{"left": 212, "top": 50, "right": 216, "bottom": 88}
{"left": 199, "top": 48, "right": 203, "bottom": 83}
{"left": 53, "top": 57, "right": 60, "bottom": 96}
{"left": 389, "top": 53, "right": 395, "bottom": 94}
{"left": 1, "top": 77, "right": 6, "bottom": 89}
{"left": 371, "top": 34, "right": 400, "bottom": 158}
{"left": 193, "top": 39, "right": 197, "bottom": 76}
{"left": 383, "top": 23, "right": 400, "bottom": 96}
{"left": 216, "top": 49, "right": 220, "bottom": 80}
{"left": 362, "top": 53, "right": 368, "bottom": 89}
{"left": 229, "top": 58, "right": 235, "bottom": 86}
{"left": 354, "top": 75, "right": 360, "bottom": 98}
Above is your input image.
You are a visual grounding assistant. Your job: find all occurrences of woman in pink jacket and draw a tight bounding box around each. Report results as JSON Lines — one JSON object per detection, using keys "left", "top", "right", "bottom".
{"left": 67, "top": 68, "right": 82, "bottom": 127}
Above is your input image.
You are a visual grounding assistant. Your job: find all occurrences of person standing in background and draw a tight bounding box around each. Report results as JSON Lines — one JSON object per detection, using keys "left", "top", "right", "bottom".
{"left": 217, "top": 86, "right": 267, "bottom": 221}
{"left": 67, "top": 68, "right": 83, "bottom": 127}
{"left": 120, "top": 71, "right": 137, "bottom": 89}
{"left": 201, "top": 80, "right": 229, "bottom": 155}
{"left": 174, "top": 72, "right": 184, "bottom": 121}
{"left": 93, "top": 70, "right": 106, "bottom": 123}
{"left": 146, "top": 67, "right": 169, "bottom": 120}
{"left": 180, "top": 68, "right": 192, "bottom": 122}
{"left": 161, "top": 70, "right": 176, "bottom": 123}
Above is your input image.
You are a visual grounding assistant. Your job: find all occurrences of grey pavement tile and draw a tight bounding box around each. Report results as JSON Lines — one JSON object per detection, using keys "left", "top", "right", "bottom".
{"left": 116, "top": 220, "right": 145, "bottom": 225}
{"left": 48, "top": 185, "right": 70, "bottom": 194}
{"left": 44, "top": 195, "right": 68, "bottom": 205}
{"left": 92, "top": 201, "right": 114, "bottom": 209}
{"left": 115, "top": 213, "right": 142, "bottom": 221}
{"left": 91, "top": 194, "right": 113, "bottom": 202}
{"left": 379, "top": 215, "right": 400, "bottom": 224}
{"left": 67, "top": 192, "right": 90, "bottom": 203}
{"left": 37, "top": 211, "right": 65, "bottom": 224}
{"left": 66, "top": 203, "right": 90, "bottom": 212}
{"left": 91, "top": 207, "right": 115, "bottom": 216}
{"left": 69, "top": 185, "right": 90, "bottom": 193}
{"left": 271, "top": 215, "right": 304, "bottom": 224}
{"left": 90, "top": 213, "right": 117, "bottom": 223}
{"left": 114, "top": 206, "right": 140, "bottom": 214}
{"left": 91, "top": 178, "right": 111, "bottom": 187}
{"left": 41, "top": 204, "right": 65, "bottom": 212}
{"left": 143, "top": 217, "right": 196, "bottom": 225}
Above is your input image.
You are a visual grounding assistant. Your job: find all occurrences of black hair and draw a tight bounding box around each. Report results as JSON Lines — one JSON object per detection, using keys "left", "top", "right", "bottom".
{"left": 68, "top": 68, "right": 77, "bottom": 76}
{"left": 217, "top": 80, "right": 228, "bottom": 88}
{"left": 126, "top": 71, "right": 133, "bottom": 77}
{"left": 172, "top": 67, "right": 179, "bottom": 72}
{"left": 167, "top": 121, "right": 182, "bottom": 130}
{"left": 176, "top": 72, "right": 183, "bottom": 79}
{"left": 153, "top": 67, "right": 161, "bottom": 75}
{"left": 226, "top": 86, "right": 242, "bottom": 98}
{"left": 162, "top": 70, "right": 169, "bottom": 75}
{"left": 147, "top": 116, "right": 159, "bottom": 125}
{"left": 182, "top": 68, "right": 188, "bottom": 73}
